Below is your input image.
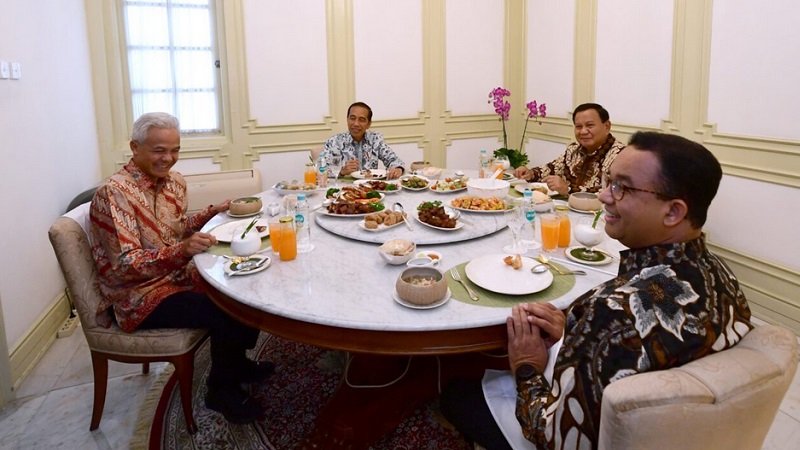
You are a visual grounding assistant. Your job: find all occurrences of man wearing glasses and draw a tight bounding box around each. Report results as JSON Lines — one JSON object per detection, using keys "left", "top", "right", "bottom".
{"left": 441, "top": 131, "right": 753, "bottom": 449}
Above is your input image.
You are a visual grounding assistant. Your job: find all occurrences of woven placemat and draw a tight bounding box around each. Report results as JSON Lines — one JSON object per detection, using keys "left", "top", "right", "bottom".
{"left": 446, "top": 260, "right": 575, "bottom": 307}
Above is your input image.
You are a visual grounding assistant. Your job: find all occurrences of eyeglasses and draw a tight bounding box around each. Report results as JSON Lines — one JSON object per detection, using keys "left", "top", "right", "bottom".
{"left": 602, "top": 173, "right": 677, "bottom": 201}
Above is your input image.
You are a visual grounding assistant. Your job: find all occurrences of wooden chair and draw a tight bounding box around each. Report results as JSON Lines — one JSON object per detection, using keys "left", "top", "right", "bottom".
{"left": 48, "top": 203, "right": 208, "bottom": 433}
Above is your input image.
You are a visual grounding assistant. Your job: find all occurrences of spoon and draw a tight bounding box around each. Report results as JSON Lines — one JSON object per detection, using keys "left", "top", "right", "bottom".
{"left": 530, "top": 263, "right": 548, "bottom": 274}
{"left": 537, "top": 253, "right": 586, "bottom": 276}
{"left": 392, "top": 203, "right": 414, "bottom": 230}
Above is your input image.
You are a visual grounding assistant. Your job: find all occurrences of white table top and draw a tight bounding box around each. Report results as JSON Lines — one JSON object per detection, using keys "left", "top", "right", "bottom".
{"left": 194, "top": 177, "right": 625, "bottom": 334}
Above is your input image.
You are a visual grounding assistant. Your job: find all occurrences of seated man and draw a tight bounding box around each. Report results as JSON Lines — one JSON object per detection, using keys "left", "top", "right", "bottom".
{"left": 441, "top": 131, "right": 753, "bottom": 449}
{"left": 320, "top": 101, "right": 405, "bottom": 179}
{"left": 90, "top": 112, "right": 273, "bottom": 424}
{"left": 513, "top": 103, "right": 624, "bottom": 196}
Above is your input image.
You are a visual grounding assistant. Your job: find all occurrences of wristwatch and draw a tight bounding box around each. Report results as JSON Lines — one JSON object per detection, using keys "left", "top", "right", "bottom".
{"left": 515, "top": 363, "right": 539, "bottom": 381}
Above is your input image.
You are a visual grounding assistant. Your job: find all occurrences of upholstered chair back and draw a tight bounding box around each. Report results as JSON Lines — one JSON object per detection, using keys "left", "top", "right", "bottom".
{"left": 599, "top": 324, "right": 798, "bottom": 450}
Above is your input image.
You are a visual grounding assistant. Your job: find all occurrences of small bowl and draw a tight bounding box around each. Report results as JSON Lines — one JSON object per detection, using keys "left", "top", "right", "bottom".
{"left": 415, "top": 250, "right": 443, "bottom": 263}
{"left": 410, "top": 161, "right": 431, "bottom": 172}
{"left": 395, "top": 267, "right": 448, "bottom": 306}
{"left": 568, "top": 192, "right": 602, "bottom": 212}
{"left": 467, "top": 178, "right": 510, "bottom": 198}
{"left": 378, "top": 239, "right": 416, "bottom": 265}
{"left": 406, "top": 257, "right": 437, "bottom": 268}
{"left": 533, "top": 201, "right": 554, "bottom": 213}
{"left": 229, "top": 197, "right": 262, "bottom": 216}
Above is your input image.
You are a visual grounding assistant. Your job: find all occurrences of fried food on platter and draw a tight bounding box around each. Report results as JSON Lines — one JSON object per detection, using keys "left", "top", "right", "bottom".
{"left": 450, "top": 196, "right": 506, "bottom": 211}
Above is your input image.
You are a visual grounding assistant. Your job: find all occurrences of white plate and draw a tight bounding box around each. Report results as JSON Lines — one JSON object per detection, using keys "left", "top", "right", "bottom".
{"left": 399, "top": 175, "right": 431, "bottom": 191}
{"left": 429, "top": 179, "right": 469, "bottom": 193}
{"left": 565, "top": 246, "right": 614, "bottom": 265}
{"left": 352, "top": 179, "right": 402, "bottom": 193}
{"left": 209, "top": 219, "right": 270, "bottom": 243}
{"left": 392, "top": 288, "right": 451, "bottom": 310}
{"left": 223, "top": 255, "right": 271, "bottom": 276}
{"left": 357, "top": 217, "right": 406, "bottom": 232}
{"left": 227, "top": 209, "right": 263, "bottom": 218}
{"left": 414, "top": 212, "right": 464, "bottom": 231}
{"left": 514, "top": 182, "right": 557, "bottom": 196}
{"left": 272, "top": 184, "right": 319, "bottom": 197}
{"left": 449, "top": 198, "right": 511, "bottom": 214}
{"left": 351, "top": 169, "right": 387, "bottom": 180}
{"left": 464, "top": 254, "right": 554, "bottom": 295}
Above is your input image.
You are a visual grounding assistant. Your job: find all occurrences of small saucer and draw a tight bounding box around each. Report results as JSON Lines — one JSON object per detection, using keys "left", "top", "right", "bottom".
{"left": 223, "top": 255, "right": 271, "bottom": 276}
{"left": 392, "top": 288, "right": 451, "bottom": 310}
{"left": 565, "top": 246, "right": 613, "bottom": 265}
{"left": 227, "top": 208, "right": 263, "bottom": 218}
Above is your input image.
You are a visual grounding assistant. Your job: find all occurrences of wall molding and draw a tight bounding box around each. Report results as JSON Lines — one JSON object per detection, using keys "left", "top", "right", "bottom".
{"left": 707, "top": 241, "right": 800, "bottom": 334}
{"left": 9, "top": 292, "right": 71, "bottom": 390}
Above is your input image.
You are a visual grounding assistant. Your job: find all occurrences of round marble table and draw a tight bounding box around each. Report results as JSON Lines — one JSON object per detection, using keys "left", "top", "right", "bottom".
{"left": 195, "top": 180, "right": 623, "bottom": 448}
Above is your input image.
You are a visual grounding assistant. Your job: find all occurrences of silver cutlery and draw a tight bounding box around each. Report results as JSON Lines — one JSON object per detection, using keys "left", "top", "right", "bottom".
{"left": 537, "top": 253, "right": 586, "bottom": 276}
{"left": 392, "top": 202, "right": 414, "bottom": 231}
{"left": 450, "top": 267, "right": 479, "bottom": 301}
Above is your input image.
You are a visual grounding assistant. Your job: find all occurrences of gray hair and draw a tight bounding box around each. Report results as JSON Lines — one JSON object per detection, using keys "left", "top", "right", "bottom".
{"left": 131, "top": 112, "right": 180, "bottom": 144}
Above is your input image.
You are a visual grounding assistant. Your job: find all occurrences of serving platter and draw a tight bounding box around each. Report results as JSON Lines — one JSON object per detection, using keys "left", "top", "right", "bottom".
{"left": 398, "top": 175, "right": 431, "bottom": 191}
{"left": 413, "top": 212, "right": 464, "bottom": 231}
{"left": 357, "top": 217, "right": 406, "bottom": 232}
{"left": 352, "top": 179, "right": 402, "bottom": 193}
{"left": 272, "top": 184, "right": 319, "bottom": 197}
{"left": 514, "top": 182, "right": 557, "bottom": 197}
{"left": 429, "top": 179, "right": 469, "bottom": 193}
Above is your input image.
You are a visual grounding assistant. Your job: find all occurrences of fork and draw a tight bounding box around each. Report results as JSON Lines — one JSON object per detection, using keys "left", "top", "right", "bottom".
{"left": 450, "top": 267, "right": 479, "bottom": 301}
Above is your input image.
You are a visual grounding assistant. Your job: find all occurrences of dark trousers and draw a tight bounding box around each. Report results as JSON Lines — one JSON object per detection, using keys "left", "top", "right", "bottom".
{"left": 138, "top": 291, "right": 260, "bottom": 387}
{"left": 440, "top": 378, "right": 514, "bottom": 450}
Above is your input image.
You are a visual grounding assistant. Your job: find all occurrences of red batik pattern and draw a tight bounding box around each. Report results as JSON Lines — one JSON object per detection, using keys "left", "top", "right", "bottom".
{"left": 90, "top": 160, "right": 216, "bottom": 332}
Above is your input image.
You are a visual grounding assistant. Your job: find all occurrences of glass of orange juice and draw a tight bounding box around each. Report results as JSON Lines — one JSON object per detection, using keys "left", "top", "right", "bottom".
{"left": 268, "top": 218, "right": 282, "bottom": 255}
{"left": 555, "top": 206, "right": 571, "bottom": 247}
{"left": 278, "top": 216, "right": 297, "bottom": 261}
{"left": 304, "top": 162, "right": 317, "bottom": 185}
{"left": 540, "top": 214, "right": 560, "bottom": 252}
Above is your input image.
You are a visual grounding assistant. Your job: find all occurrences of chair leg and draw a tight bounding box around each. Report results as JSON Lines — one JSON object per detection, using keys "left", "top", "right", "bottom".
{"left": 142, "top": 362, "right": 150, "bottom": 374}
{"left": 89, "top": 351, "right": 109, "bottom": 431}
{"left": 172, "top": 353, "right": 198, "bottom": 434}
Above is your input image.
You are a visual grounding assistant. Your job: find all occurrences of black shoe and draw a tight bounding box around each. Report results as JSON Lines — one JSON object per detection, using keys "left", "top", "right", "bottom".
{"left": 205, "top": 384, "right": 265, "bottom": 424}
{"left": 237, "top": 359, "right": 276, "bottom": 384}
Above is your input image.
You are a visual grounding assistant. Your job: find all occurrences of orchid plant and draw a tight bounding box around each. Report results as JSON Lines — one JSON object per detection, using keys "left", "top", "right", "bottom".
{"left": 488, "top": 87, "right": 547, "bottom": 168}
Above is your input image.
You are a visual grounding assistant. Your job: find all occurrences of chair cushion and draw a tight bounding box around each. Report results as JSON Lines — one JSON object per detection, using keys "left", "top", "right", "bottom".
{"left": 85, "top": 324, "right": 207, "bottom": 358}
{"left": 599, "top": 324, "right": 798, "bottom": 450}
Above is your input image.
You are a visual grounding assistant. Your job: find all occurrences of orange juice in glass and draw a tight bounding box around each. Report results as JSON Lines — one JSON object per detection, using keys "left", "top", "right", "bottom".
{"left": 540, "top": 214, "right": 560, "bottom": 252}
{"left": 279, "top": 217, "right": 297, "bottom": 261}
{"left": 268, "top": 218, "right": 282, "bottom": 255}
{"left": 556, "top": 206, "right": 571, "bottom": 247}
{"left": 304, "top": 163, "right": 317, "bottom": 184}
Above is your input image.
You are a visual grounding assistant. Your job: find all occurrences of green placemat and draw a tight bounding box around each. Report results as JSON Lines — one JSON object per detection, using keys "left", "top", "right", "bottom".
{"left": 446, "top": 260, "right": 576, "bottom": 307}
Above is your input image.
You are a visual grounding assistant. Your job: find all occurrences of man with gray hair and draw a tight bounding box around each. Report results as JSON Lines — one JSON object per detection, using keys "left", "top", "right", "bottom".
{"left": 90, "top": 112, "right": 273, "bottom": 424}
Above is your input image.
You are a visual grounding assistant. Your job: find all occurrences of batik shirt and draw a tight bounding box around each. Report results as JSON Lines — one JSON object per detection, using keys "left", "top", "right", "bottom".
{"left": 525, "top": 135, "right": 625, "bottom": 194}
{"left": 320, "top": 130, "right": 404, "bottom": 171}
{"left": 90, "top": 160, "right": 217, "bottom": 332}
{"left": 516, "top": 236, "right": 753, "bottom": 449}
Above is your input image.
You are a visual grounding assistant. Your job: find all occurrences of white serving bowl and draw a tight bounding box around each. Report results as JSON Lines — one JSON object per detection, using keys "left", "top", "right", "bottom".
{"left": 466, "top": 178, "right": 510, "bottom": 199}
{"left": 378, "top": 239, "right": 416, "bottom": 265}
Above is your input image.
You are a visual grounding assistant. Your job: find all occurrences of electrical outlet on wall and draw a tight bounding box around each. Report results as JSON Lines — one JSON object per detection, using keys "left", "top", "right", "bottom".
{"left": 0, "top": 61, "right": 10, "bottom": 79}
{"left": 10, "top": 62, "right": 21, "bottom": 80}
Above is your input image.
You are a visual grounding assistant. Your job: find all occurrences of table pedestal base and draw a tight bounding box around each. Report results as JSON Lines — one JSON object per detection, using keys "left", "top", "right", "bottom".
{"left": 298, "top": 352, "right": 508, "bottom": 449}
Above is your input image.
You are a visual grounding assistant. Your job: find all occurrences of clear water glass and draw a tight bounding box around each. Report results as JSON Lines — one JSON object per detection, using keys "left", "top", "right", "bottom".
{"left": 328, "top": 154, "right": 343, "bottom": 187}
{"left": 503, "top": 205, "right": 527, "bottom": 254}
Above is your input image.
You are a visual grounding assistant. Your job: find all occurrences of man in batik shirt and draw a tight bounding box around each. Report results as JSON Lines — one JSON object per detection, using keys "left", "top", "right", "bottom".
{"left": 513, "top": 103, "right": 624, "bottom": 196}
{"left": 320, "top": 101, "right": 405, "bottom": 179}
{"left": 90, "top": 112, "right": 274, "bottom": 424}
{"left": 441, "top": 131, "right": 752, "bottom": 449}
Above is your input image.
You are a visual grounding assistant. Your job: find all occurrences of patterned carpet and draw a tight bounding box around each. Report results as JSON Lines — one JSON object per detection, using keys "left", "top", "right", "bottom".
{"left": 147, "top": 333, "right": 472, "bottom": 449}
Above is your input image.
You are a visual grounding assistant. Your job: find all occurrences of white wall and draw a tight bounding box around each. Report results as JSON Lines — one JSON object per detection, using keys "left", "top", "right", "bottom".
{"left": 0, "top": 0, "right": 101, "bottom": 350}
